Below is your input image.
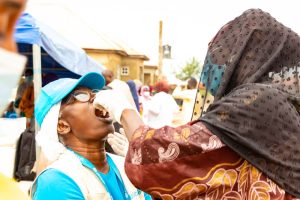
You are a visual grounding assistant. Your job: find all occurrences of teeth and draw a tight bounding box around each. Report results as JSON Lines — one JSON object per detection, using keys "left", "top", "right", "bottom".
{"left": 102, "top": 110, "right": 107, "bottom": 117}
{"left": 95, "top": 105, "right": 109, "bottom": 118}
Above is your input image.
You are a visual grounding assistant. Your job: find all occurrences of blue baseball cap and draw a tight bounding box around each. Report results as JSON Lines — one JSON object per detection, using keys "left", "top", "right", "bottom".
{"left": 35, "top": 72, "right": 105, "bottom": 126}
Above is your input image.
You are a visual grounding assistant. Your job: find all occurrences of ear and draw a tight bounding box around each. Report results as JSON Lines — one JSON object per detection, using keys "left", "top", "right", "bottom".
{"left": 57, "top": 119, "right": 71, "bottom": 135}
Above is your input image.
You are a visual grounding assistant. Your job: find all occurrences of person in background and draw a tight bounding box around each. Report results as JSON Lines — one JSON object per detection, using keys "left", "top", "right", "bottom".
{"left": 94, "top": 9, "right": 300, "bottom": 199}
{"left": 127, "top": 80, "right": 140, "bottom": 112}
{"left": 102, "top": 69, "right": 114, "bottom": 86}
{"left": 15, "top": 69, "right": 33, "bottom": 110}
{"left": 143, "top": 80, "right": 179, "bottom": 128}
{"left": 0, "top": 0, "right": 30, "bottom": 199}
{"left": 138, "top": 85, "right": 151, "bottom": 117}
{"left": 172, "top": 77, "right": 198, "bottom": 123}
{"left": 133, "top": 79, "right": 143, "bottom": 95}
{"left": 3, "top": 101, "right": 17, "bottom": 118}
{"left": 32, "top": 72, "right": 150, "bottom": 200}
{"left": 18, "top": 76, "right": 34, "bottom": 127}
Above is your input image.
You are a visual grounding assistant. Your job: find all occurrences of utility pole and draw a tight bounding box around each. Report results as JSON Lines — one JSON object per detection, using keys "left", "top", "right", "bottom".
{"left": 158, "top": 20, "right": 163, "bottom": 80}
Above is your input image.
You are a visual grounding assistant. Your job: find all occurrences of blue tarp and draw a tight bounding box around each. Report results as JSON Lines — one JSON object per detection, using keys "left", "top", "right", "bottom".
{"left": 14, "top": 13, "right": 105, "bottom": 78}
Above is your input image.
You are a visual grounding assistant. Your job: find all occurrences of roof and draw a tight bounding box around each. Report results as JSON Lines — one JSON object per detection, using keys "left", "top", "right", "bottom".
{"left": 144, "top": 64, "right": 158, "bottom": 69}
{"left": 15, "top": 13, "right": 105, "bottom": 76}
{"left": 26, "top": 0, "right": 149, "bottom": 60}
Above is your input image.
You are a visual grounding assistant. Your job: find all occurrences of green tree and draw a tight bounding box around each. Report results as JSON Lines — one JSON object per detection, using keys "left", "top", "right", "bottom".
{"left": 175, "top": 57, "right": 202, "bottom": 81}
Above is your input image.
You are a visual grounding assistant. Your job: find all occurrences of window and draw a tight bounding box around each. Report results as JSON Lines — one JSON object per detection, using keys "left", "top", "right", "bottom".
{"left": 121, "top": 66, "right": 129, "bottom": 76}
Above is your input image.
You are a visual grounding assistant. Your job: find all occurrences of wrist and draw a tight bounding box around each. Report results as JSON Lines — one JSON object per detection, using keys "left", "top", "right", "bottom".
{"left": 120, "top": 109, "right": 140, "bottom": 123}
{"left": 120, "top": 109, "right": 144, "bottom": 141}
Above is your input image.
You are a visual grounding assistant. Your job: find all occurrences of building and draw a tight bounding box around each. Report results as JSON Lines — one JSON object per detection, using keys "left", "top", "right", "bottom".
{"left": 83, "top": 34, "right": 152, "bottom": 82}
{"left": 27, "top": 1, "right": 158, "bottom": 85}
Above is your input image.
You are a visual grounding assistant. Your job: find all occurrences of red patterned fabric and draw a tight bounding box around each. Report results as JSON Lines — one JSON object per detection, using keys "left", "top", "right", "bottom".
{"left": 125, "top": 122, "right": 297, "bottom": 200}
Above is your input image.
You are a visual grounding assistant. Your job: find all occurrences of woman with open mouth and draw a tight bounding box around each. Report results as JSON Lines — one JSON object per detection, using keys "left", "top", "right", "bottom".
{"left": 32, "top": 72, "right": 150, "bottom": 200}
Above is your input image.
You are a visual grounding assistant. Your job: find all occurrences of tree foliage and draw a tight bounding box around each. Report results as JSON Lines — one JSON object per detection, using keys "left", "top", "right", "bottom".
{"left": 175, "top": 57, "right": 202, "bottom": 81}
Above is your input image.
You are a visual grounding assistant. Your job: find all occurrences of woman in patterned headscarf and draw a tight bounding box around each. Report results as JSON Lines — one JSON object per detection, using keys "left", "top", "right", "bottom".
{"left": 95, "top": 9, "right": 300, "bottom": 199}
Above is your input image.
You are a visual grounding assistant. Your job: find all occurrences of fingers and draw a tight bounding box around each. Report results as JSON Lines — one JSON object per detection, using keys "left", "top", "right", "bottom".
{"left": 119, "top": 128, "right": 126, "bottom": 136}
{"left": 108, "top": 131, "right": 127, "bottom": 141}
{"left": 107, "top": 137, "right": 126, "bottom": 157}
{"left": 111, "top": 145, "right": 126, "bottom": 157}
{"left": 107, "top": 131, "right": 129, "bottom": 157}
{"left": 107, "top": 133, "right": 126, "bottom": 145}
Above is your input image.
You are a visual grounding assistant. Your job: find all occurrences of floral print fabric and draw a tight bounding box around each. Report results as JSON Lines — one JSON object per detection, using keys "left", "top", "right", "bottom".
{"left": 125, "top": 122, "right": 297, "bottom": 199}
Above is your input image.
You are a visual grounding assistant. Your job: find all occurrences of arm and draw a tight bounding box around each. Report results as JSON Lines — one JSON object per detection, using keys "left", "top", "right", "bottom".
{"left": 121, "top": 109, "right": 144, "bottom": 141}
{"left": 124, "top": 121, "right": 241, "bottom": 198}
{"left": 172, "top": 85, "right": 187, "bottom": 99}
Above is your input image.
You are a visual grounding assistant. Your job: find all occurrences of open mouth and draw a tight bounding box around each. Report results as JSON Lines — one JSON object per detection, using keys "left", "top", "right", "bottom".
{"left": 94, "top": 105, "right": 110, "bottom": 119}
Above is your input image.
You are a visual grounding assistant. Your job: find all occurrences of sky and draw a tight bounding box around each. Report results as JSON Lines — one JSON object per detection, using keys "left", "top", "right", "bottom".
{"left": 27, "top": 0, "right": 300, "bottom": 72}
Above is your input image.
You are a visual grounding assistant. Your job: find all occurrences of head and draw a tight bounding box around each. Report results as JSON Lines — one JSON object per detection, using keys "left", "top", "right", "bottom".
{"left": 58, "top": 86, "right": 114, "bottom": 145}
{"left": 102, "top": 69, "right": 114, "bottom": 85}
{"left": 140, "top": 85, "right": 150, "bottom": 97}
{"left": 193, "top": 9, "right": 300, "bottom": 197}
{"left": 24, "top": 68, "right": 33, "bottom": 82}
{"left": 154, "top": 80, "right": 170, "bottom": 93}
{"left": 193, "top": 8, "right": 300, "bottom": 119}
{"left": 0, "top": 0, "right": 27, "bottom": 52}
{"left": 187, "top": 77, "right": 197, "bottom": 89}
{"left": 35, "top": 72, "right": 114, "bottom": 148}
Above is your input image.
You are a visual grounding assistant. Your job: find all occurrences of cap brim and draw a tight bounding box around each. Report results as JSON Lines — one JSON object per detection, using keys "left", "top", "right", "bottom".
{"left": 75, "top": 72, "right": 105, "bottom": 91}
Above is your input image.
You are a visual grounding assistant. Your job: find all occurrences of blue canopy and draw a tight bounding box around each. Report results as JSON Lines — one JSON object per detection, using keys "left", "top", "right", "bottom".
{"left": 14, "top": 13, "right": 105, "bottom": 79}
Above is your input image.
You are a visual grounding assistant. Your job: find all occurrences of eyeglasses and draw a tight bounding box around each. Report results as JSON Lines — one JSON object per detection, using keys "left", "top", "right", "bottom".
{"left": 63, "top": 89, "right": 100, "bottom": 105}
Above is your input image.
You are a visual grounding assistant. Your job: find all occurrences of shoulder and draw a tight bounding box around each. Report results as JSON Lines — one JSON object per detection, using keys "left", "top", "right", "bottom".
{"left": 109, "top": 79, "right": 128, "bottom": 88}
{"left": 107, "top": 153, "right": 125, "bottom": 167}
{"left": 33, "top": 168, "right": 84, "bottom": 200}
{"left": 37, "top": 168, "right": 72, "bottom": 182}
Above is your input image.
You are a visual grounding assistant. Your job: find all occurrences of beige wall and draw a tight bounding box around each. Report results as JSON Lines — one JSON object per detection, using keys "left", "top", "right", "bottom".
{"left": 144, "top": 65, "right": 158, "bottom": 85}
{"left": 86, "top": 50, "right": 145, "bottom": 82}
{"left": 86, "top": 51, "right": 121, "bottom": 78}
{"left": 120, "top": 57, "right": 144, "bottom": 81}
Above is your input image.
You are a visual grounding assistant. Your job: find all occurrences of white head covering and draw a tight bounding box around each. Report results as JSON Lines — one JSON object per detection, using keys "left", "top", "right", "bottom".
{"left": 35, "top": 102, "right": 66, "bottom": 163}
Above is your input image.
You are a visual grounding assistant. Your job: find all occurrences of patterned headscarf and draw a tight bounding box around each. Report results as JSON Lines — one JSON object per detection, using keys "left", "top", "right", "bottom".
{"left": 193, "top": 9, "right": 300, "bottom": 197}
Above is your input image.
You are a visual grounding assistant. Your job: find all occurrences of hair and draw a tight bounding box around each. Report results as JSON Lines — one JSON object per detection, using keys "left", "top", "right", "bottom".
{"left": 154, "top": 81, "right": 170, "bottom": 93}
{"left": 102, "top": 69, "right": 114, "bottom": 85}
{"left": 187, "top": 77, "right": 197, "bottom": 89}
{"left": 25, "top": 69, "right": 33, "bottom": 77}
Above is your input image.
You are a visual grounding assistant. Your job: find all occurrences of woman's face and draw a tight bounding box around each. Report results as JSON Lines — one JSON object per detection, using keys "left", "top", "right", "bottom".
{"left": 141, "top": 86, "right": 150, "bottom": 97}
{"left": 59, "top": 87, "right": 114, "bottom": 142}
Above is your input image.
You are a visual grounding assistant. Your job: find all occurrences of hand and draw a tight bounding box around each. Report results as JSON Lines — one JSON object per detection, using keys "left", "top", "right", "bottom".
{"left": 107, "top": 128, "right": 128, "bottom": 157}
{"left": 93, "top": 89, "right": 137, "bottom": 124}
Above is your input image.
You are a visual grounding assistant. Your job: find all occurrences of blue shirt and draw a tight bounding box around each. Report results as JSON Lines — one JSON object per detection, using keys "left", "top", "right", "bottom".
{"left": 33, "top": 168, "right": 84, "bottom": 200}
{"left": 33, "top": 153, "right": 152, "bottom": 200}
{"left": 100, "top": 166, "right": 126, "bottom": 200}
